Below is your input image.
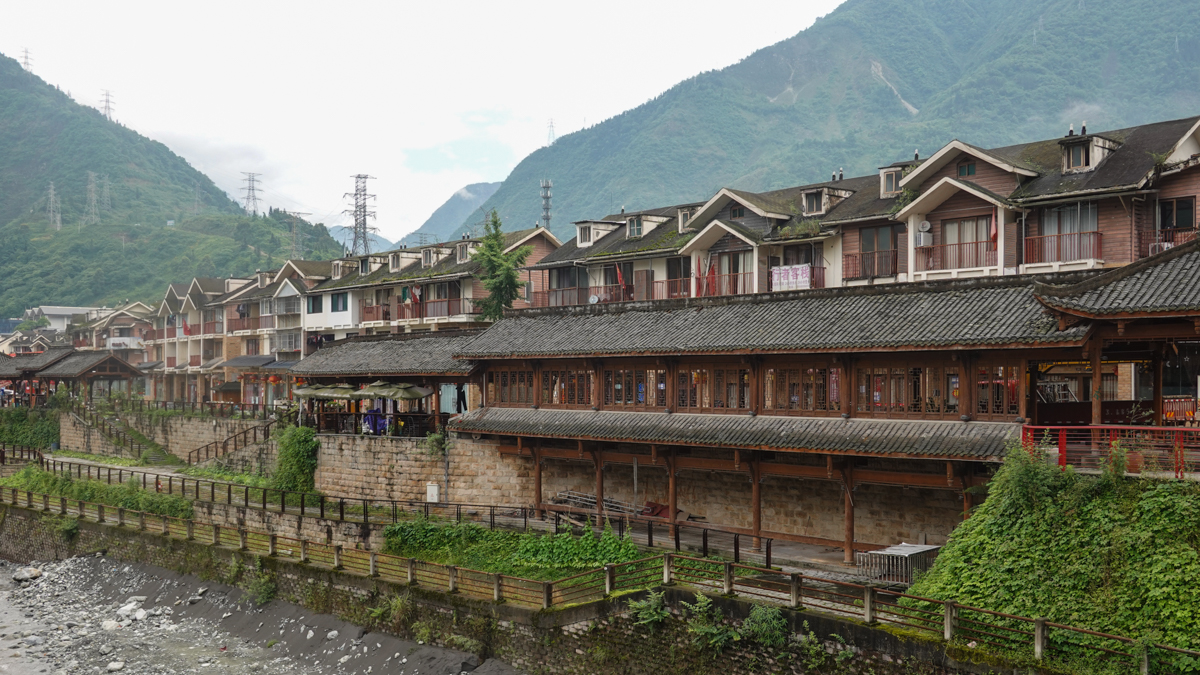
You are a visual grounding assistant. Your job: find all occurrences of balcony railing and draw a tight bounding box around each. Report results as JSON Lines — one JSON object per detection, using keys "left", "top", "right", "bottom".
{"left": 1024, "top": 231, "right": 1102, "bottom": 264}
{"left": 202, "top": 321, "right": 223, "bottom": 335}
{"left": 531, "top": 287, "right": 588, "bottom": 308}
{"left": 165, "top": 327, "right": 177, "bottom": 339}
{"left": 165, "top": 357, "right": 177, "bottom": 368}
{"left": 227, "top": 317, "right": 260, "bottom": 332}
{"left": 304, "top": 411, "right": 448, "bottom": 438}
{"left": 106, "top": 337, "right": 143, "bottom": 351}
{"left": 423, "top": 297, "right": 478, "bottom": 319}
{"left": 768, "top": 265, "right": 826, "bottom": 291}
{"left": 915, "top": 241, "right": 997, "bottom": 272}
{"left": 843, "top": 250, "right": 898, "bottom": 280}
{"left": 186, "top": 323, "right": 200, "bottom": 336}
{"left": 259, "top": 315, "right": 275, "bottom": 330}
{"left": 698, "top": 272, "right": 752, "bottom": 298}
{"left": 1022, "top": 425, "right": 1200, "bottom": 478}
{"left": 361, "top": 303, "right": 391, "bottom": 322}
{"left": 188, "top": 355, "right": 201, "bottom": 367}
{"left": 1145, "top": 228, "right": 1197, "bottom": 256}
{"left": 73, "top": 339, "right": 92, "bottom": 348}
{"left": 652, "top": 278, "right": 692, "bottom": 300}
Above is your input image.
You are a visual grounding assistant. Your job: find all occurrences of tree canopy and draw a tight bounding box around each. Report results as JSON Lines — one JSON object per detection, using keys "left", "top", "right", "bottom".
{"left": 473, "top": 211, "right": 532, "bottom": 321}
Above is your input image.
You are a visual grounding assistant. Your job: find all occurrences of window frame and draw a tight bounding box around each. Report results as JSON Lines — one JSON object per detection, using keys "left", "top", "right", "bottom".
{"left": 957, "top": 161, "right": 976, "bottom": 177}
{"left": 578, "top": 225, "right": 592, "bottom": 244}
{"left": 422, "top": 249, "right": 434, "bottom": 268}
{"left": 306, "top": 295, "right": 323, "bottom": 314}
{"left": 539, "top": 366, "right": 595, "bottom": 409}
{"left": 485, "top": 368, "right": 536, "bottom": 407}
{"left": 457, "top": 242, "right": 470, "bottom": 263}
{"left": 729, "top": 205, "right": 746, "bottom": 220}
{"left": 675, "top": 361, "right": 753, "bottom": 414}
{"left": 602, "top": 363, "right": 668, "bottom": 410}
{"left": 628, "top": 216, "right": 643, "bottom": 237}
{"left": 330, "top": 292, "right": 349, "bottom": 313}
{"left": 804, "top": 191, "right": 823, "bottom": 214}
{"left": 1159, "top": 197, "right": 1196, "bottom": 231}
{"left": 883, "top": 171, "right": 901, "bottom": 195}
{"left": 761, "top": 361, "right": 843, "bottom": 416}
{"left": 1067, "top": 143, "right": 1090, "bottom": 170}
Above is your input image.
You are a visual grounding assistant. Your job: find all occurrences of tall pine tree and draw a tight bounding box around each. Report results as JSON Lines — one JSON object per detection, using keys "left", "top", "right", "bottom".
{"left": 474, "top": 211, "right": 532, "bottom": 321}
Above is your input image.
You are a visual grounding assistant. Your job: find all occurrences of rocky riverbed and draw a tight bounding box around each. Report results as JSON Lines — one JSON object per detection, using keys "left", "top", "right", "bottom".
{"left": 0, "top": 556, "right": 523, "bottom": 675}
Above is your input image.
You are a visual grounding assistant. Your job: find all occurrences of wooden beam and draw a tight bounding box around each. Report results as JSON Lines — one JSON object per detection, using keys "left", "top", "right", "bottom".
{"left": 593, "top": 450, "right": 604, "bottom": 516}
{"left": 533, "top": 445, "right": 543, "bottom": 519}
{"left": 842, "top": 464, "right": 854, "bottom": 565}
{"left": 750, "top": 456, "right": 762, "bottom": 551}
{"left": 1090, "top": 343, "right": 1103, "bottom": 425}
{"left": 667, "top": 452, "right": 677, "bottom": 537}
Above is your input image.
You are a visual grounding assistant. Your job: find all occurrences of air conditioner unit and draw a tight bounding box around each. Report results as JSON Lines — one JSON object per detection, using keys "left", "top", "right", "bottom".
{"left": 916, "top": 232, "right": 934, "bottom": 247}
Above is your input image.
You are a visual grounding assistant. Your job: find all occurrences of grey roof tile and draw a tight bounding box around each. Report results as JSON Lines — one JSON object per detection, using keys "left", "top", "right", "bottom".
{"left": 290, "top": 333, "right": 479, "bottom": 377}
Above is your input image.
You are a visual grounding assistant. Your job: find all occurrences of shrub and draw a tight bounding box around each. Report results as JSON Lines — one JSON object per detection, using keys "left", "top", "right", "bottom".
{"left": 271, "top": 425, "right": 318, "bottom": 493}
{"left": 0, "top": 408, "right": 59, "bottom": 448}
{"left": 0, "top": 466, "right": 193, "bottom": 519}
{"left": 627, "top": 590, "right": 670, "bottom": 628}
{"left": 246, "top": 558, "right": 276, "bottom": 605}
{"left": 740, "top": 604, "right": 787, "bottom": 648}
{"left": 682, "top": 594, "right": 739, "bottom": 652}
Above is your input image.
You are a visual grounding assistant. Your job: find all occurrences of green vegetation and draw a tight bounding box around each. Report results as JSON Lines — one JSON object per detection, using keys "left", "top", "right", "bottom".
{"left": 421, "top": 427, "right": 448, "bottom": 457}
{"left": 245, "top": 557, "right": 277, "bottom": 606}
{"left": 0, "top": 53, "right": 343, "bottom": 316}
{"left": 14, "top": 316, "right": 49, "bottom": 331}
{"left": 462, "top": 0, "right": 1200, "bottom": 241}
{"left": 271, "top": 425, "right": 318, "bottom": 494}
{"left": 473, "top": 210, "right": 533, "bottom": 321}
{"left": 50, "top": 449, "right": 141, "bottom": 467}
{"left": 0, "top": 408, "right": 59, "bottom": 448}
{"left": 627, "top": 590, "right": 670, "bottom": 628}
{"left": 740, "top": 604, "right": 788, "bottom": 649}
{"left": 0, "top": 465, "right": 193, "bottom": 519}
{"left": 382, "top": 517, "right": 640, "bottom": 580}
{"left": 909, "top": 444, "right": 1200, "bottom": 667}
{"left": 175, "top": 464, "right": 270, "bottom": 488}
{"left": 682, "top": 594, "right": 739, "bottom": 653}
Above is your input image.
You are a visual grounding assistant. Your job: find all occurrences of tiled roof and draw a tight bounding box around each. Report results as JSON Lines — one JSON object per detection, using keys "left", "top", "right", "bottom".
{"left": 36, "top": 352, "right": 123, "bottom": 378}
{"left": 533, "top": 219, "right": 694, "bottom": 268}
{"left": 450, "top": 407, "right": 1014, "bottom": 460}
{"left": 458, "top": 278, "right": 1085, "bottom": 358}
{"left": 0, "top": 347, "right": 75, "bottom": 378}
{"left": 221, "top": 355, "right": 276, "bottom": 368}
{"left": 814, "top": 175, "right": 897, "bottom": 226}
{"left": 1036, "top": 240, "right": 1200, "bottom": 316}
{"left": 286, "top": 260, "right": 334, "bottom": 277}
{"left": 290, "top": 333, "right": 479, "bottom": 377}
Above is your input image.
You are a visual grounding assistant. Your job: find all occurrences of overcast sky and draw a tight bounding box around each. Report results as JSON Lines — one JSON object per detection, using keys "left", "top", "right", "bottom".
{"left": 0, "top": 0, "right": 842, "bottom": 242}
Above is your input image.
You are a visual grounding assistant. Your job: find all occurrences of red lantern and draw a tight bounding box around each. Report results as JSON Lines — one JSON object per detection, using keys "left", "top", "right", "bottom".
{"left": 268, "top": 375, "right": 281, "bottom": 384}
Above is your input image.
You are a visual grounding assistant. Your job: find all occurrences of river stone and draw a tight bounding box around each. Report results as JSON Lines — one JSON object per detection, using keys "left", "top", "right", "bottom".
{"left": 326, "top": 630, "right": 338, "bottom": 641}
{"left": 107, "top": 662, "right": 125, "bottom": 671}
{"left": 101, "top": 621, "right": 121, "bottom": 631}
{"left": 134, "top": 609, "right": 149, "bottom": 621}
{"left": 11, "top": 568, "right": 41, "bottom": 582}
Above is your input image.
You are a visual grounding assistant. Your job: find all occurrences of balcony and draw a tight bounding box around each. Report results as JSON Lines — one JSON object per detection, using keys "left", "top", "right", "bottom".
{"left": 73, "top": 339, "right": 92, "bottom": 348}
{"left": 1024, "top": 232, "right": 1103, "bottom": 264}
{"left": 1023, "top": 425, "right": 1200, "bottom": 478}
{"left": 652, "top": 278, "right": 692, "bottom": 300}
{"left": 259, "top": 315, "right": 276, "bottom": 330}
{"left": 165, "top": 357, "right": 177, "bottom": 368}
{"left": 423, "top": 297, "right": 478, "bottom": 319}
{"left": 227, "top": 317, "right": 260, "bottom": 332}
{"left": 189, "top": 355, "right": 202, "bottom": 367}
{"left": 165, "top": 327, "right": 177, "bottom": 339}
{"left": 186, "top": 323, "right": 200, "bottom": 336}
{"left": 698, "top": 272, "right": 752, "bottom": 298}
{"left": 202, "top": 321, "right": 224, "bottom": 335}
{"left": 768, "top": 265, "right": 826, "bottom": 291}
{"left": 532, "top": 287, "right": 587, "bottom": 308}
{"left": 361, "top": 302, "right": 391, "bottom": 322}
{"left": 106, "top": 336, "right": 144, "bottom": 350}
{"left": 1145, "top": 228, "right": 1196, "bottom": 257}
{"left": 915, "top": 241, "right": 997, "bottom": 272}
{"left": 843, "top": 250, "right": 899, "bottom": 280}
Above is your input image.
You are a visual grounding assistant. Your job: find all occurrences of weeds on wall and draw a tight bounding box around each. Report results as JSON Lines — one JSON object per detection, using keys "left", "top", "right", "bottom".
{"left": 0, "top": 465, "right": 193, "bottom": 519}
{"left": 0, "top": 408, "right": 59, "bottom": 448}
{"left": 682, "top": 594, "right": 739, "bottom": 653}
{"left": 271, "top": 424, "right": 318, "bottom": 494}
{"left": 246, "top": 557, "right": 277, "bottom": 605}
{"left": 628, "top": 590, "right": 670, "bottom": 628}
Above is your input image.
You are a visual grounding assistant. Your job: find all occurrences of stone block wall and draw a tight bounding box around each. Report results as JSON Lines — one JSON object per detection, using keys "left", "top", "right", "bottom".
{"left": 194, "top": 438, "right": 278, "bottom": 476}
{"left": 126, "top": 414, "right": 268, "bottom": 462}
{"left": 57, "top": 412, "right": 136, "bottom": 459}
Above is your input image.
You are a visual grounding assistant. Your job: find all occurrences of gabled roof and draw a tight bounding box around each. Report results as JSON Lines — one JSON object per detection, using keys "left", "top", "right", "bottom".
{"left": 679, "top": 219, "right": 762, "bottom": 256}
{"left": 277, "top": 259, "right": 334, "bottom": 282}
{"left": 0, "top": 347, "right": 75, "bottom": 378}
{"left": 893, "top": 177, "right": 1015, "bottom": 220}
{"left": 899, "top": 140, "right": 1039, "bottom": 190}
{"left": 811, "top": 174, "right": 898, "bottom": 226}
{"left": 37, "top": 352, "right": 139, "bottom": 379}
{"left": 450, "top": 408, "right": 1013, "bottom": 460}
{"left": 1035, "top": 239, "right": 1200, "bottom": 318}
{"left": 290, "top": 332, "right": 479, "bottom": 377}
{"left": 457, "top": 276, "right": 1087, "bottom": 359}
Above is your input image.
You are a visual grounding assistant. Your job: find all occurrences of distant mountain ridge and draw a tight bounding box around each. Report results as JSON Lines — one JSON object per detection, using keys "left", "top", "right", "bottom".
{"left": 399, "top": 181, "right": 501, "bottom": 246}
{"left": 325, "top": 225, "right": 394, "bottom": 254}
{"left": 463, "top": 0, "right": 1200, "bottom": 240}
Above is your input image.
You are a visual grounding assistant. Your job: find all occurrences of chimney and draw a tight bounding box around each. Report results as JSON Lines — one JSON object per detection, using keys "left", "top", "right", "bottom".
{"left": 914, "top": 149, "right": 919, "bottom": 161}
{"left": 1081, "top": 120, "right": 1087, "bottom": 135}
{"left": 831, "top": 171, "right": 836, "bottom": 181}
{"left": 838, "top": 168, "right": 844, "bottom": 181}
{"left": 620, "top": 206, "right": 625, "bottom": 214}
{"left": 1068, "top": 123, "right": 1075, "bottom": 137}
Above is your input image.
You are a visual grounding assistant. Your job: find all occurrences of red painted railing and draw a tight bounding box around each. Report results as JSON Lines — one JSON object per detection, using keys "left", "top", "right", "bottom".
{"left": 843, "top": 251, "right": 898, "bottom": 280}
{"left": 186, "top": 323, "right": 200, "bottom": 336}
{"left": 915, "top": 241, "right": 997, "bottom": 272}
{"left": 258, "top": 315, "right": 275, "bottom": 329}
{"left": 1022, "top": 425, "right": 1200, "bottom": 478}
{"left": 165, "top": 357, "right": 177, "bottom": 368}
{"left": 1145, "top": 228, "right": 1197, "bottom": 256}
{"left": 698, "top": 273, "right": 751, "bottom": 297}
{"left": 652, "top": 278, "right": 692, "bottom": 299}
{"left": 1024, "top": 232, "right": 1102, "bottom": 264}
{"left": 227, "top": 317, "right": 260, "bottom": 332}
{"left": 201, "top": 321, "right": 223, "bottom": 335}
{"left": 360, "top": 303, "right": 391, "bottom": 322}
{"left": 188, "top": 355, "right": 201, "bottom": 367}
{"left": 165, "top": 327, "right": 177, "bottom": 339}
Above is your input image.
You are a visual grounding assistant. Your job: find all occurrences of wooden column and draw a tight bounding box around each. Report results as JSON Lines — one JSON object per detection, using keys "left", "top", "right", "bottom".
{"left": 842, "top": 463, "right": 855, "bottom": 564}
{"left": 533, "top": 446, "right": 543, "bottom": 519}
{"left": 667, "top": 452, "right": 677, "bottom": 536}
{"left": 593, "top": 450, "right": 604, "bottom": 517}
{"left": 1018, "top": 358, "right": 1030, "bottom": 422}
{"left": 1153, "top": 344, "right": 1165, "bottom": 426}
{"left": 750, "top": 456, "right": 762, "bottom": 551}
{"left": 960, "top": 354, "right": 975, "bottom": 420}
{"left": 1090, "top": 343, "right": 1103, "bottom": 425}
{"left": 840, "top": 356, "right": 854, "bottom": 416}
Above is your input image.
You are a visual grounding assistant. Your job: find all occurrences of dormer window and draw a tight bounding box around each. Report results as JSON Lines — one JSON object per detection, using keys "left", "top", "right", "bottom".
{"left": 578, "top": 225, "right": 592, "bottom": 245}
{"left": 729, "top": 206, "right": 746, "bottom": 219}
{"left": 390, "top": 253, "right": 400, "bottom": 270}
{"left": 628, "top": 216, "right": 643, "bottom": 237}
{"left": 359, "top": 259, "right": 369, "bottom": 275}
{"left": 804, "top": 192, "right": 822, "bottom": 214}
{"left": 1068, "top": 143, "right": 1090, "bottom": 169}
{"left": 883, "top": 171, "right": 901, "bottom": 195}
{"left": 957, "top": 162, "right": 976, "bottom": 177}
{"left": 422, "top": 249, "right": 434, "bottom": 268}
{"left": 456, "top": 242, "right": 470, "bottom": 263}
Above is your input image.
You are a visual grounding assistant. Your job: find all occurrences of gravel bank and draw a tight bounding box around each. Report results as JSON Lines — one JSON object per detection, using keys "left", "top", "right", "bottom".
{"left": 0, "top": 557, "right": 525, "bottom": 675}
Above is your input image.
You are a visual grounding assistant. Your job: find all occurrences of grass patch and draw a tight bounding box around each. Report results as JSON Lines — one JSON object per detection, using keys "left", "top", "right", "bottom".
{"left": 50, "top": 449, "right": 142, "bottom": 467}
{"left": 175, "top": 465, "right": 271, "bottom": 488}
{"left": 0, "top": 465, "right": 194, "bottom": 519}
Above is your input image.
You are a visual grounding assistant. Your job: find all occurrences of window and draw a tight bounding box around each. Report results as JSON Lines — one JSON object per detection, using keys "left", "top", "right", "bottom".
{"left": 244, "top": 338, "right": 260, "bottom": 356}
{"left": 278, "top": 297, "right": 302, "bottom": 314}
{"left": 273, "top": 332, "right": 301, "bottom": 352}
{"left": 729, "top": 205, "right": 746, "bottom": 219}
{"left": 763, "top": 365, "right": 842, "bottom": 414}
{"left": 359, "top": 259, "right": 369, "bottom": 275}
{"left": 1159, "top": 198, "right": 1195, "bottom": 231}
{"left": 675, "top": 367, "right": 749, "bottom": 411}
{"left": 330, "top": 293, "right": 348, "bottom": 313}
{"left": 856, "top": 364, "right": 963, "bottom": 418}
{"left": 628, "top": 216, "right": 643, "bottom": 237}
{"left": 578, "top": 225, "right": 592, "bottom": 244}
{"left": 782, "top": 245, "right": 814, "bottom": 266}
{"left": 666, "top": 256, "right": 691, "bottom": 280}
{"left": 957, "top": 162, "right": 976, "bottom": 177}
{"left": 549, "top": 266, "right": 584, "bottom": 289}
{"left": 306, "top": 295, "right": 323, "bottom": 314}
{"left": 541, "top": 369, "right": 594, "bottom": 407}
{"left": 975, "top": 365, "right": 1020, "bottom": 420}
{"left": 259, "top": 299, "right": 274, "bottom": 316}
{"left": 1043, "top": 202, "right": 1098, "bottom": 235}
{"left": 883, "top": 171, "right": 901, "bottom": 195}
{"left": 804, "top": 192, "right": 822, "bottom": 214}
{"left": 457, "top": 243, "right": 470, "bottom": 263}
{"left": 1067, "top": 143, "right": 1090, "bottom": 169}
{"left": 604, "top": 368, "right": 667, "bottom": 408}
{"left": 486, "top": 369, "right": 535, "bottom": 406}
{"left": 390, "top": 253, "right": 400, "bottom": 270}
{"left": 861, "top": 224, "right": 898, "bottom": 252}
{"left": 422, "top": 249, "right": 434, "bottom": 268}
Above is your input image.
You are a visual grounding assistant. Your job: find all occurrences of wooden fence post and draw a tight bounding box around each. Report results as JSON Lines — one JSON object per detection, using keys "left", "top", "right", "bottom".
{"left": 117, "top": 508, "right": 125, "bottom": 527}
{"left": 662, "top": 554, "right": 674, "bottom": 585}
{"left": 238, "top": 528, "right": 248, "bottom": 551}
{"left": 407, "top": 558, "right": 415, "bottom": 584}
{"left": 300, "top": 540, "right": 309, "bottom": 563}
{"left": 1034, "top": 618, "right": 1046, "bottom": 661}
{"left": 97, "top": 504, "right": 105, "bottom": 523}
{"left": 269, "top": 534, "right": 278, "bottom": 557}
{"left": 790, "top": 573, "right": 802, "bottom": 609}
{"left": 448, "top": 566, "right": 458, "bottom": 593}
{"left": 161, "top": 515, "right": 169, "bottom": 536}
{"left": 493, "top": 574, "right": 503, "bottom": 603}
{"left": 604, "top": 565, "right": 615, "bottom": 595}
{"left": 333, "top": 545, "right": 343, "bottom": 569}
{"left": 722, "top": 562, "right": 734, "bottom": 595}
{"left": 212, "top": 524, "right": 220, "bottom": 546}
{"left": 542, "top": 582, "right": 553, "bottom": 609}
{"left": 369, "top": 552, "right": 378, "bottom": 577}
{"left": 138, "top": 511, "right": 146, "bottom": 531}
{"left": 42, "top": 494, "right": 49, "bottom": 512}
{"left": 943, "top": 601, "right": 957, "bottom": 642}
{"left": 59, "top": 497, "right": 67, "bottom": 515}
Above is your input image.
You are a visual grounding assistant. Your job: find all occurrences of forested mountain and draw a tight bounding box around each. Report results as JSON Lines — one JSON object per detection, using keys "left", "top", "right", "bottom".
{"left": 0, "top": 53, "right": 343, "bottom": 317}
{"left": 399, "top": 182, "right": 501, "bottom": 246}
{"left": 464, "top": 0, "right": 1200, "bottom": 239}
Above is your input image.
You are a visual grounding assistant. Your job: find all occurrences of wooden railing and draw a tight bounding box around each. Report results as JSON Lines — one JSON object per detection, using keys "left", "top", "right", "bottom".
{"left": 842, "top": 250, "right": 898, "bottom": 280}
{"left": 201, "top": 321, "right": 223, "bottom": 335}
{"left": 697, "top": 272, "right": 752, "bottom": 297}
{"left": 165, "top": 327, "right": 177, "bottom": 339}
{"left": 304, "top": 411, "right": 446, "bottom": 438}
{"left": 1024, "top": 232, "right": 1102, "bottom": 264}
{"left": 652, "top": 278, "right": 691, "bottom": 299}
{"left": 187, "top": 420, "right": 275, "bottom": 464}
{"left": 165, "top": 357, "right": 177, "bottom": 368}
{"left": 0, "top": 468, "right": 1194, "bottom": 671}
{"left": 391, "top": 298, "right": 478, "bottom": 320}
{"left": 360, "top": 302, "right": 391, "bottom": 322}
{"left": 258, "top": 315, "right": 275, "bottom": 329}
{"left": 119, "top": 399, "right": 271, "bottom": 420}
{"left": 915, "top": 241, "right": 997, "bottom": 272}
{"left": 1144, "top": 227, "right": 1197, "bottom": 257}
{"left": 186, "top": 323, "right": 200, "bottom": 336}
{"left": 1022, "top": 424, "right": 1200, "bottom": 478}
{"left": 188, "top": 355, "right": 201, "bottom": 367}
{"left": 531, "top": 287, "right": 588, "bottom": 308}
{"left": 227, "top": 317, "right": 259, "bottom": 332}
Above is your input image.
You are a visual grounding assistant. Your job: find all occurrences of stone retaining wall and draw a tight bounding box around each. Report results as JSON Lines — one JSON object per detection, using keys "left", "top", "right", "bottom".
{"left": 0, "top": 501, "right": 1002, "bottom": 675}
{"left": 57, "top": 413, "right": 135, "bottom": 460}
{"left": 125, "top": 414, "right": 266, "bottom": 461}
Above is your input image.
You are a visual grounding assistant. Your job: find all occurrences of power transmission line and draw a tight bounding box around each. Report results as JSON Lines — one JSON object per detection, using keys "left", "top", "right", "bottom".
{"left": 100, "top": 90, "right": 115, "bottom": 121}
{"left": 83, "top": 171, "right": 99, "bottom": 230}
{"left": 343, "top": 174, "right": 377, "bottom": 256}
{"left": 20, "top": 48, "right": 32, "bottom": 77}
{"left": 46, "top": 182, "right": 61, "bottom": 231}
{"left": 547, "top": 118, "right": 556, "bottom": 145}
{"left": 100, "top": 175, "right": 112, "bottom": 210}
{"left": 241, "top": 172, "right": 262, "bottom": 215}
{"left": 282, "top": 210, "right": 310, "bottom": 260}
{"left": 540, "top": 179, "right": 553, "bottom": 230}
